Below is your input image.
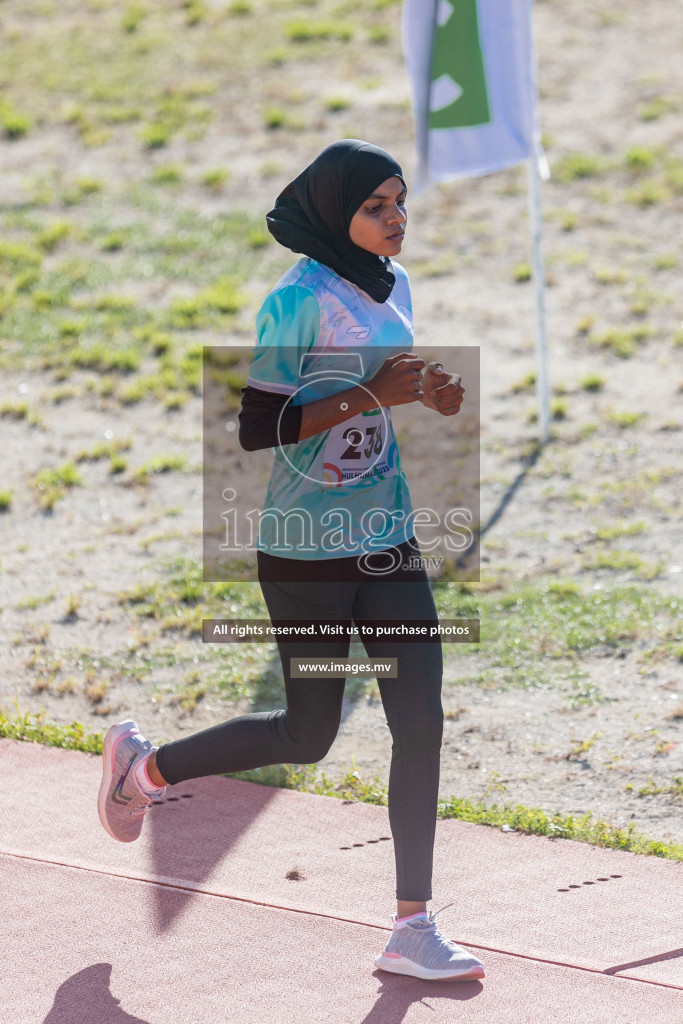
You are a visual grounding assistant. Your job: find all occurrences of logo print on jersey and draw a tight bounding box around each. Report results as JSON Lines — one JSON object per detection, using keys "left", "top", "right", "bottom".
{"left": 321, "top": 310, "right": 347, "bottom": 330}
{"left": 322, "top": 463, "right": 344, "bottom": 486}
{"left": 112, "top": 753, "right": 138, "bottom": 804}
{"left": 346, "top": 325, "right": 371, "bottom": 340}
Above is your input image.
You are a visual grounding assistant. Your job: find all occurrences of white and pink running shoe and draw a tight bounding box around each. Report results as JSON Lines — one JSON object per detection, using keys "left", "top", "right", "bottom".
{"left": 375, "top": 907, "right": 485, "bottom": 982}
{"left": 98, "top": 720, "right": 164, "bottom": 843}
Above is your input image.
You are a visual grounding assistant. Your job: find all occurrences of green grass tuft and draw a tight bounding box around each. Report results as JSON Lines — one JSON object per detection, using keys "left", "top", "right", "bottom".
{"left": 134, "top": 454, "right": 188, "bottom": 480}
{"left": 37, "top": 221, "right": 73, "bottom": 252}
{"left": 0, "top": 703, "right": 103, "bottom": 755}
{"left": 595, "top": 520, "right": 646, "bottom": 541}
{"left": 263, "top": 106, "right": 290, "bottom": 129}
{"left": 69, "top": 344, "right": 141, "bottom": 374}
{"left": 436, "top": 796, "right": 683, "bottom": 860}
{"left": 0, "top": 100, "right": 32, "bottom": 139}
{"left": 554, "top": 153, "right": 605, "bottom": 182}
{"left": 76, "top": 439, "right": 132, "bottom": 462}
{"left": 590, "top": 325, "right": 653, "bottom": 358}
{"left": 150, "top": 163, "right": 184, "bottom": 185}
{"left": 625, "top": 180, "right": 669, "bottom": 207}
{"left": 624, "top": 146, "right": 658, "bottom": 173}
{"left": 513, "top": 262, "right": 531, "bottom": 283}
{"left": 367, "top": 25, "right": 391, "bottom": 44}
{"left": 0, "top": 400, "right": 29, "bottom": 420}
{"left": 324, "top": 95, "right": 352, "bottom": 112}
{"left": 580, "top": 373, "right": 605, "bottom": 392}
{"left": 605, "top": 409, "right": 647, "bottom": 428}
{"left": 0, "top": 240, "right": 43, "bottom": 273}
{"left": 551, "top": 397, "right": 568, "bottom": 420}
{"left": 638, "top": 96, "right": 678, "bottom": 122}
{"left": 201, "top": 168, "right": 230, "bottom": 189}
{"left": 285, "top": 20, "right": 353, "bottom": 43}
{"left": 139, "top": 122, "right": 173, "bottom": 149}
{"left": 202, "top": 275, "right": 246, "bottom": 314}
{"left": 33, "top": 462, "right": 83, "bottom": 509}
{"left": 122, "top": 2, "right": 146, "bottom": 33}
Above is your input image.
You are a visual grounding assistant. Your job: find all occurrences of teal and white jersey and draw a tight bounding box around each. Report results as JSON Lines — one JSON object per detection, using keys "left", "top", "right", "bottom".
{"left": 247, "top": 257, "right": 416, "bottom": 560}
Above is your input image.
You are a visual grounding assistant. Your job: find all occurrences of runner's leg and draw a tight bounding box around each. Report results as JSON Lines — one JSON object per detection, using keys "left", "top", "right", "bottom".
{"left": 352, "top": 555, "right": 443, "bottom": 903}
{"left": 155, "top": 562, "right": 353, "bottom": 785}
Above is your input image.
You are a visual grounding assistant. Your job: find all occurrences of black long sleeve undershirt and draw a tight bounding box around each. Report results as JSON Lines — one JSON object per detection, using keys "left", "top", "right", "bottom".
{"left": 238, "top": 386, "right": 303, "bottom": 452}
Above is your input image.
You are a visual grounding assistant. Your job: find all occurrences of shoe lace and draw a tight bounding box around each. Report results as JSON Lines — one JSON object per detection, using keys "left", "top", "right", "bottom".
{"left": 417, "top": 902, "right": 458, "bottom": 947}
{"left": 430, "top": 901, "right": 455, "bottom": 921}
{"left": 128, "top": 790, "right": 164, "bottom": 818}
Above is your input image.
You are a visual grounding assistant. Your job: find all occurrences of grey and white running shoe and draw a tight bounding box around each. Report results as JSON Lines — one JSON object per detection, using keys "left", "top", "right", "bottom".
{"left": 375, "top": 906, "right": 485, "bottom": 982}
{"left": 98, "top": 720, "right": 163, "bottom": 843}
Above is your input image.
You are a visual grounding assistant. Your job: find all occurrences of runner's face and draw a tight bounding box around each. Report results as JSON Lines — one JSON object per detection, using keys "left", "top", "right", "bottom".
{"left": 348, "top": 176, "right": 407, "bottom": 257}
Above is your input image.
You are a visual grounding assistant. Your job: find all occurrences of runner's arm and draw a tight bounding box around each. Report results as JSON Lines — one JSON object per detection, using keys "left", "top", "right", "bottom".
{"left": 239, "top": 352, "right": 427, "bottom": 450}
{"left": 239, "top": 380, "right": 389, "bottom": 450}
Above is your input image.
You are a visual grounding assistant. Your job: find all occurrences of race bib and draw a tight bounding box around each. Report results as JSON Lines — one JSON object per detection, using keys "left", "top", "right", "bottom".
{"left": 322, "top": 407, "right": 399, "bottom": 487}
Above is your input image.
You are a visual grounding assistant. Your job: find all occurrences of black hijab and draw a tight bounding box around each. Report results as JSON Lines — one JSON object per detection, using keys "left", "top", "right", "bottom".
{"left": 266, "top": 139, "right": 405, "bottom": 303}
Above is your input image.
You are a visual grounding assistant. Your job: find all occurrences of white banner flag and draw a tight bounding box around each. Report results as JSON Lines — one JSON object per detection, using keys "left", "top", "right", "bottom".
{"left": 402, "top": 0, "right": 544, "bottom": 189}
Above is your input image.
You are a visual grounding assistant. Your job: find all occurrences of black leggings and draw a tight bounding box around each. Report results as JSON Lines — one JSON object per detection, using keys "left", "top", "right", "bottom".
{"left": 156, "top": 541, "right": 444, "bottom": 901}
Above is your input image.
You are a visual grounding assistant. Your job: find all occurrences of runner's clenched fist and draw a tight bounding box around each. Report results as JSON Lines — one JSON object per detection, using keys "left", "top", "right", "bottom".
{"left": 420, "top": 362, "right": 465, "bottom": 416}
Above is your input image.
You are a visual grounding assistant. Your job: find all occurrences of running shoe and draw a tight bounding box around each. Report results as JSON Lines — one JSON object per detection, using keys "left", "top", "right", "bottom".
{"left": 375, "top": 906, "right": 485, "bottom": 982}
{"left": 98, "top": 720, "right": 163, "bottom": 843}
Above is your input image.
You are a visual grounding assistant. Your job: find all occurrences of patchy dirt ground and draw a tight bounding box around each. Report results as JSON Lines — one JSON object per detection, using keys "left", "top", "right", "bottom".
{"left": 0, "top": 1, "right": 682, "bottom": 844}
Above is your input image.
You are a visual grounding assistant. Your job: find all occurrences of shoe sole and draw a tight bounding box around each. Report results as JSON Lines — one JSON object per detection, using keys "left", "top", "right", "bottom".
{"left": 374, "top": 954, "right": 485, "bottom": 982}
{"left": 97, "top": 719, "right": 140, "bottom": 843}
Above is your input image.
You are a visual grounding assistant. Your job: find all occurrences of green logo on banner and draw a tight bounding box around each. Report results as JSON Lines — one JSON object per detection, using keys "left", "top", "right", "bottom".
{"left": 429, "top": 0, "right": 491, "bottom": 130}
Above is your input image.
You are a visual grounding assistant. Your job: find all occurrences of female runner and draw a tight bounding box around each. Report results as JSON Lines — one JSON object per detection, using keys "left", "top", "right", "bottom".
{"left": 98, "top": 139, "right": 484, "bottom": 983}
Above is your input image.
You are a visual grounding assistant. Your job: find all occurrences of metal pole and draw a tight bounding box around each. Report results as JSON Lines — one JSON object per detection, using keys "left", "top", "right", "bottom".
{"left": 527, "top": 155, "right": 550, "bottom": 444}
